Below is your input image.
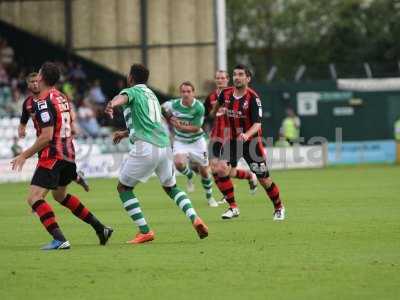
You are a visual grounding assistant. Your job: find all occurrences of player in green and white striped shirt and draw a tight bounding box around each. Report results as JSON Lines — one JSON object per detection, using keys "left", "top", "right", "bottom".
{"left": 162, "top": 82, "right": 218, "bottom": 207}
{"left": 105, "top": 65, "right": 208, "bottom": 244}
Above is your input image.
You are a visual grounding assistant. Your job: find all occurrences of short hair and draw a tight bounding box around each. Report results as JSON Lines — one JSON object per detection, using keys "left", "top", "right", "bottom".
{"left": 179, "top": 81, "right": 195, "bottom": 91}
{"left": 233, "top": 64, "right": 252, "bottom": 77}
{"left": 26, "top": 72, "right": 38, "bottom": 83}
{"left": 129, "top": 64, "right": 149, "bottom": 84}
{"left": 39, "top": 62, "right": 60, "bottom": 86}
{"left": 216, "top": 70, "right": 229, "bottom": 78}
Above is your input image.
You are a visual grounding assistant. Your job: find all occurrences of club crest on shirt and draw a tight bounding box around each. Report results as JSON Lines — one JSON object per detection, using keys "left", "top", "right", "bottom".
{"left": 40, "top": 111, "right": 50, "bottom": 122}
{"left": 37, "top": 100, "right": 48, "bottom": 110}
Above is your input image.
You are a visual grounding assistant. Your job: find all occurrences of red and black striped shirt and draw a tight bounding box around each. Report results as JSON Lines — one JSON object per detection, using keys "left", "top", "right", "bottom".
{"left": 204, "top": 89, "right": 228, "bottom": 141}
{"left": 20, "top": 95, "right": 40, "bottom": 134}
{"left": 217, "top": 87, "right": 263, "bottom": 141}
{"left": 32, "top": 88, "right": 75, "bottom": 169}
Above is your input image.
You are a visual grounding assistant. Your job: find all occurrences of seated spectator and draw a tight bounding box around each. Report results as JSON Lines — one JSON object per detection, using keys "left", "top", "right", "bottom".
{"left": 88, "top": 79, "right": 106, "bottom": 106}
{"left": 77, "top": 97, "right": 101, "bottom": 138}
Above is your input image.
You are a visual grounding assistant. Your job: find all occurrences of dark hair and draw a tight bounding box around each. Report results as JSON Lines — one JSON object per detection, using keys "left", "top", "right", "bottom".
{"left": 129, "top": 64, "right": 149, "bottom": 84}
{"left": 39, "top": 62, "right": 60, "bottom": 86}
{"left": 25, "top": 72, "right": 38, "bottom": 83}
{"left": 216, "top": 70, "right": 229, "bottom": 78}
{"left": 179, "top": 81, "right": 195, "bottom": 91}
{"left": 233, "top": 64, "right": 252, "bottom": 77}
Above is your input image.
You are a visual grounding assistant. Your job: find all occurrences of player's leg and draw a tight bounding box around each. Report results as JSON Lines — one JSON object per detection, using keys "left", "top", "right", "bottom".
{"left": 217, "top": 141, "right": 240, "bottom": 219}
{"left": 198, "top": 165, "right": 218, "bottom": 207}
{"left": 244, "top": 140, "right": 285, "bottom": 220}
{"left": 156, "top": 147, "right": 208, "bottom": 239}
{"left": 118, "top": 147, "right": 155, "bottom": 244}
{"left": 52, "top": 179, "right": 113, "bottom": 246}
{"left": 29, "top": 165, "right": 70, "bottom": 250}
{"left": 174, "top": 152, "right": 195, "bottom": 192}
{"left": 117, "top": 182, "right": 154, "bottom": 244}
{"left": 173, "top": 140, "right": 195, "bottom": 192}
{"left": 209, "top": 140, "right": 233, "bottom": 204}
{"left": 74, "top": 170, "right": 90, "bottom": 192}
{"left": 188, "top": 138, "right": 217, "bottom": 207}
{"left": 232, "top": 160, "right": 258, "bottom": 195}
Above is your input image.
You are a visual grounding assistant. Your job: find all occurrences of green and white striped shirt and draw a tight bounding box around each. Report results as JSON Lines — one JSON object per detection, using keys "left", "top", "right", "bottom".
{"left": 162, "top": 98, "right": 205, "bottom": 144}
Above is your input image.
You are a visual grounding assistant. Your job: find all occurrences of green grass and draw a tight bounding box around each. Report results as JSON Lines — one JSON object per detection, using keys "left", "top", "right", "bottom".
{"left": 0, "top": 164, "right": 399, "bottom": 300}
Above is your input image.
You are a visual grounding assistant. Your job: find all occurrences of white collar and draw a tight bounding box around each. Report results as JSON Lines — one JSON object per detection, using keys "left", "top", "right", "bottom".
{"left": 180, "top": 98, "right": 196, "bottom": 108}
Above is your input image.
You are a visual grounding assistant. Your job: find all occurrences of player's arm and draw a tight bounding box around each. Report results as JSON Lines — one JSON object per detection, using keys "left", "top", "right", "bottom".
{"left": 209, "top": 102, "right": 221, "bottom": 119}
{"left": 209, "top": 91, "right": 225, "bottom": 119}
{"left": 11, "top": 100, "right": 55, "bottom": 171}
{"left": 18, "top": 100, "right": 30, "bottom": 138}
{"left": 161, "top": 101, "right": 173, "bottom": 121}
{"left": 113, "top": 129, "right": 129, "bottom": 144}
{"left": 174, "top": 103, "right": 204, "bottom": 133}
{"left": 239, "top": 97, "right": 262, "bottom": 141}
{"left": 105, "top": 94, "right": 129, "bottom": 119}
{"left": 18, "top": 127, "right": 53, "bottom": 159}
{"left": 174, "top": 122, "right": 201, "bottom": 133}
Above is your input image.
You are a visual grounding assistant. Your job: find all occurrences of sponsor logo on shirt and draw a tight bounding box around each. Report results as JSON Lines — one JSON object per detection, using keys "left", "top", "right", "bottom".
{"left": 37, "top": 100, "right": 48, "bottom": 110}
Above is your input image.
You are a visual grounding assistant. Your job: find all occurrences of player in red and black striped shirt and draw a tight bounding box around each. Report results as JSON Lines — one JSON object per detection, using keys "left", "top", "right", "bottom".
{"left": 11, "top": 62, "right": 112, "bottom": 250}
{"left": 19, "top": 72, "right": 89, "bottom": 191}
{"left": 210, "top": 64, "right": 285, "bottom": 220}
{"left": 204, "top": 70, "right": 258, "bottom": 201}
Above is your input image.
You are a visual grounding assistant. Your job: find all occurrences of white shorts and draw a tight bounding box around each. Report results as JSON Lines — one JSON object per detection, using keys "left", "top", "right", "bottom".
{"left": 119, "top": 140, "right": 176, "bottom": 188}
{"left": 173, "top": 138, "right": 209, "bottom": 167}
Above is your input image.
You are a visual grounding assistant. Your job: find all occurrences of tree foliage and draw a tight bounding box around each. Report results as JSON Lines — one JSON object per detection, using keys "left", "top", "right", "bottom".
{"left": 227, "top": 0, "right": 400, "bottom": 81}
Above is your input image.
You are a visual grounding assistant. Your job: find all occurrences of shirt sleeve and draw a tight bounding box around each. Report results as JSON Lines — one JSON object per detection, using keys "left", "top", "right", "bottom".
{"left": 20, "top": 99, "right": 30, "bottom": 125}
{"left": 33, "top": 99, "right": 56, "bottom": 128}
{"left": 203, "top": 96, "right": 211, "bottom": 117}
{"left": 192, "top": 103, "right": 205, "bottom": 127}
{"left": 119, "top": 88, "right": 136, "bottom": 104}
{"left": 250, "top": 96, "right": 262, "bottom": 124}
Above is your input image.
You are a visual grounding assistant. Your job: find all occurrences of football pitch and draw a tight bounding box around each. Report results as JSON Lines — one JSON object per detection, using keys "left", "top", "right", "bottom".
{"left": 0, "top": 164, "right": 399, "bottom": 300}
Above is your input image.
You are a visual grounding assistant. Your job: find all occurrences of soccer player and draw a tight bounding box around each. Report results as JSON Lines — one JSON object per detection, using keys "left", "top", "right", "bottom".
{"left": 210, "top": 64, "right": 285, "bottom": 220}
{"left": 105, "top": 64, "right": 208, "bottom": 244}
{"left": 11, "top": 62, "right": 113, "bottom": 250}
{"left": 162, "top": 81, "right": 218, "bottom": 207}
{"left": 204, "top": 70, "right": 258, "bottom": 202}
{"left": 18, "top": 72, "right": 89, "bottom": 192}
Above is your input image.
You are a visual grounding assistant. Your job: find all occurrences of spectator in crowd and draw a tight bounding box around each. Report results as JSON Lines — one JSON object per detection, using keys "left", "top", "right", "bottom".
{"left": 274, "top": 132, "right": 291, "bottom": 147}
{"left": 280, "top": 107, "right": 301, "bottom": 145}
{"left": 88, "top": 79, "right": 106, "bottom": 108}
{"left": 0, "top": 38, "right": 14, "bottom": 68}
{"left": 0, "top": 63, "right": 9, "bottom": 84}
{"left": 76, "top": 97, "right": 101, "bottom": 138}
{"left": 11, "top": 136, "right": 22, "bottom": 157}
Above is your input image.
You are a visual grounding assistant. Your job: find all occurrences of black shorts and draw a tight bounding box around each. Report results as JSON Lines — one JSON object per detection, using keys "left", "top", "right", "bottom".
{"left": 209, "top": 140, "right": 224, "bottom": 160}
{"left": 31, "top": 160, "right": 77, "bottom": 190}
{"left": 211, "top": 139, "right": 270, "bottom": 178}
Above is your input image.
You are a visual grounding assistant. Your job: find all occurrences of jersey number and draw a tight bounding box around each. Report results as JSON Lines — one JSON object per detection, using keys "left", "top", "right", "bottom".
{"left": 146, "top": 91, "right": 162, "bottom": 122}
{"left": 57, "top": 96, "right": 72, "bottom": 138}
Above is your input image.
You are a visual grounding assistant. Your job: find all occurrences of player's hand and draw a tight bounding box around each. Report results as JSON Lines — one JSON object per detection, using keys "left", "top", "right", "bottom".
{"left": 18, "top": 124, "right": 26, "bottom": 138}
{"left": 170, "top": 117, "right": 180, "bottom": 128}
{"left": 113, "top": 130, "right": 127, "bottom": 144}
{"left": 10, "top": 154, "right": 26, "bottom": 172}
{"left": 238, "top": 133, "right": 250, "bottom": 142}
{"left": 105, "top": 102, "right": 114, "bottom": 119}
